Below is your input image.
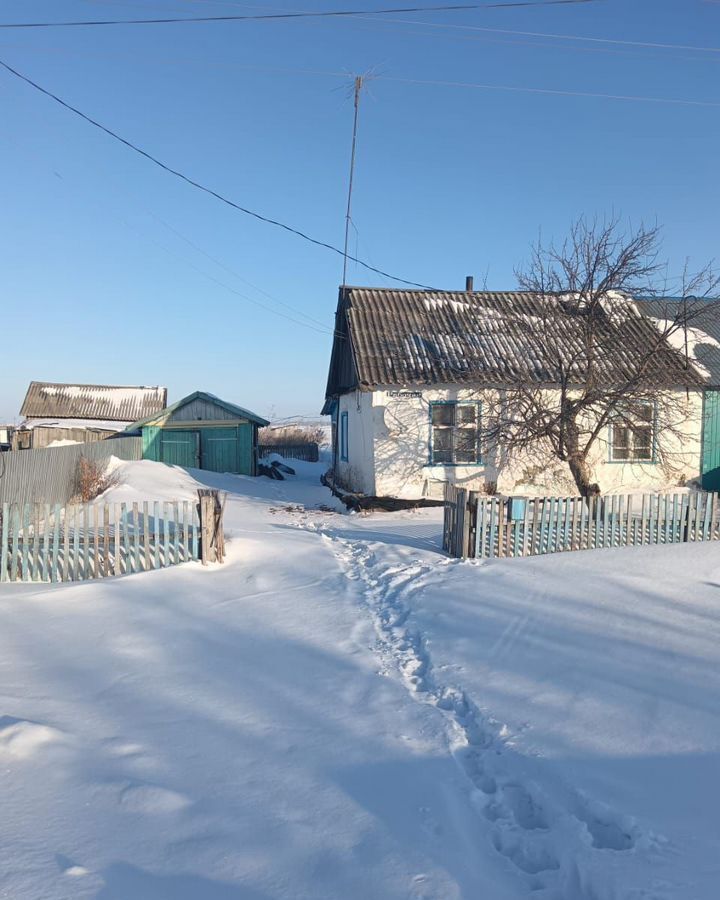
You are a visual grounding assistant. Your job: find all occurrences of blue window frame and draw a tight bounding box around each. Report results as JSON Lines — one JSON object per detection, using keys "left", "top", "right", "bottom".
{"left": 608, "top": 402, "right": 657, "bottom": 463}
{"left": 429, "top": 401, "right": 482, "bottom": 465}
{"left": 340, "top": 411, "right": 349, "bottom": 462}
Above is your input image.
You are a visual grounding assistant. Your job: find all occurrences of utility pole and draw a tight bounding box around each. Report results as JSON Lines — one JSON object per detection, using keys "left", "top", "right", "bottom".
{"left": 342, "top": 75, "right": 363, "bottom": 287}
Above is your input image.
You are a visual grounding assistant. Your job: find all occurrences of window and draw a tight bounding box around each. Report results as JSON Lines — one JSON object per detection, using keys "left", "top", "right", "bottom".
{"left": 610, "top": 403, "right": 655, "bottom": 462}
{"left": 430, "top": 402, "right": 481, "bottom": 465}
{"left": 340, "top": 411, "right": 349, "bottom": 462}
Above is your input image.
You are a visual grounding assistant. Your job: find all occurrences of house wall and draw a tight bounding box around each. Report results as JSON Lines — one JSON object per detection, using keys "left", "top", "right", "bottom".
{"left": 356, "top": 385, "right": 705, "bottom": 500}
{"left": 335, "top": 391, "right": 375, "bottom": 494}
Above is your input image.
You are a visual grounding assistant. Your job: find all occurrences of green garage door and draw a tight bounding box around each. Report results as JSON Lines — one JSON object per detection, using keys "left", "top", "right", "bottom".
{"left": 702, "top": 390, "right": 720, "bottom": 491}
{"left": 202, "top": 427, "right": 239, "bottom": 473}
{"left": 160, "top": 430, "right": 200, "bottom": 468}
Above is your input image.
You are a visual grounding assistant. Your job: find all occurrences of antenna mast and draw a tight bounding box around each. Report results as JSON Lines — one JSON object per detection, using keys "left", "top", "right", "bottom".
{"left": 342, "top": 74, "right": 363, "bottom": 287}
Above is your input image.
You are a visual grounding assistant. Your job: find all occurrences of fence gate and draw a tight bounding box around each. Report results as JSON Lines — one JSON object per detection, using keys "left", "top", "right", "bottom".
{"left": 443, "top": 487, "right": 720, "bottom": 560}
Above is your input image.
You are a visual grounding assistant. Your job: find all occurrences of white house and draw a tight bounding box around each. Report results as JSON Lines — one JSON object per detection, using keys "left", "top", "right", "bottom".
{"left": 322, "top": 286, "right": 720, "bottom": 500}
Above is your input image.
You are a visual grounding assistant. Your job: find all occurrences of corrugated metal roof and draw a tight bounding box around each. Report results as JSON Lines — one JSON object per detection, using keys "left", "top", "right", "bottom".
{"left": 20, "top": 382, "right": 168, "bottom": 421}
{"left": 326, "top": 288, "right": 707, "bottom": 395}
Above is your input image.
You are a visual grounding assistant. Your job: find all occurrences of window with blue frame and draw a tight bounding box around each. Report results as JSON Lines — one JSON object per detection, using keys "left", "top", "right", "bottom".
{"left": 609, "top": 402, "right": 655, "bottom": 462}
{"left": 429, "top": 401, "right": 481, "bottom": 465}
{"left": 340, "top": 411, "right": 349, "bottom": 462}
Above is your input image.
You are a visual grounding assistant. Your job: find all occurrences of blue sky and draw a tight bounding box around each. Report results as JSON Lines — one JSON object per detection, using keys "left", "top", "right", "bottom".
{"left": 0, "top": 0, "right": 718, "bottom": 421}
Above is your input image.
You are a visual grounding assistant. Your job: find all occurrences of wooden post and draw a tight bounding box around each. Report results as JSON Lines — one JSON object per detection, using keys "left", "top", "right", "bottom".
{"left": 198, "top": 489, "right": 227, "bottom": 564}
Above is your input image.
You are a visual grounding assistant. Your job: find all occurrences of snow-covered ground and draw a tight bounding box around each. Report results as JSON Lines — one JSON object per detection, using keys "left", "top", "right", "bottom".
{"left": 1, "top": 459, "right": 719, "bottom": 899}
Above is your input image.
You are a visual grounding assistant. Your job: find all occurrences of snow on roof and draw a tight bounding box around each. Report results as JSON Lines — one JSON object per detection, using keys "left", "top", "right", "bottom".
{"left": 326, "top": 288, "right": 706, "bottom": 395}
{"left": 20, "top": 382, "right": 168, "bottom": 422}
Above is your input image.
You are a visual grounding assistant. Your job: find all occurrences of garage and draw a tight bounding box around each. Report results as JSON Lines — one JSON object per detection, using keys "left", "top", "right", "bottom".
{"left": 128, "top": 391, "right": 269, "bottom": 475}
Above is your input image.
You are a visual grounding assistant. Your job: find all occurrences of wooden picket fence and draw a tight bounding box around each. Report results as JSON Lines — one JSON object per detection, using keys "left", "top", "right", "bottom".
{"left": 444, "top": 486, "right": 720, "bottom": 559}
{"left": 0, "top": 499, "right": 199, "bottom": 583}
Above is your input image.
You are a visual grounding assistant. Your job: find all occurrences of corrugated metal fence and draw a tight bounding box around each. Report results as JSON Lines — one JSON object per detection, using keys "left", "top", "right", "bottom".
{"left": 259, "top": 443, "right": 319, "bottom": 462}
{"left": 0, "top": 498, "right": 197, "bottom": 583}
{"left": 444, "top": 486, "right": 720, "bottom": 559}
{"left": 0, "top": 438, "right": 142, "bottom": 507}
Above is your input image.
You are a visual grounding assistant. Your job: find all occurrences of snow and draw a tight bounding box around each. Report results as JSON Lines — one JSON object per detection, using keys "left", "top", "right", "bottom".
{"left": 21, "top": 417, "right": 133, "bottom": 431}
{"left": 655, "top": 319, "right": 720, "bottom": 381}
{"left": 0, "top": 457, "right": 719, "bottom": 898}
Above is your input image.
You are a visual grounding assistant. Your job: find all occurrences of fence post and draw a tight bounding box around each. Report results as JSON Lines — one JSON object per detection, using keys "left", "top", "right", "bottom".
{"left": 198, "top": 489, "right": 227, "bottom": 564}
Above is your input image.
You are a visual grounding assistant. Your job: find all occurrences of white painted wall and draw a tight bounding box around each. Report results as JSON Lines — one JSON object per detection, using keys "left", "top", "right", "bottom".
{"left": 334, "top": 391, "right": 376, "bottom": 495}
{"left": 335, "top": 386, "right": 705, "bottom": 500}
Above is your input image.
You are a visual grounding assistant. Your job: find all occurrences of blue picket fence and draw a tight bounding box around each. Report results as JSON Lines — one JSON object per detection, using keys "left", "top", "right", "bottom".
{"left": 0, "top": 500, "right": 199, "bottom": 583}
{"left": 444, "top": 487, "right": 720, "bottom": 559}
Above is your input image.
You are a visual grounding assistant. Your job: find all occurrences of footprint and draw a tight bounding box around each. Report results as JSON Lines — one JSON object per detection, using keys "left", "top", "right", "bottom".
{"left": 0, "top": 716, "right": 63, "bottom": 759}
{"left": 492, "top": 831, "right": 560, "bottom": 875}
{"left": 502, "top": 783, "right": 549, "bottom": 831}
{"left": 574, "top": 798, "right": 636, "bottom": 850}
{"left": 119, "top": 783, "right": 191, "bottom": 814}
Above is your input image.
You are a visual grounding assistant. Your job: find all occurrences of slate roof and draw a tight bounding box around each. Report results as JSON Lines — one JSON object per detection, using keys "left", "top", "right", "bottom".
{"left": 636, "top": 298, "right": 720, "bottom": 388}
{"left": 20, "top": 382, "right": 167, "bottom": 422}
{"left": 325, "top": 287, "right": 708, "bottom": 398}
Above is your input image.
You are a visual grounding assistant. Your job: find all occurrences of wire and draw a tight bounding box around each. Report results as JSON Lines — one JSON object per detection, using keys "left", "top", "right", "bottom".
{"left": 352, "top": 15, "right": 720, "bottom": 54}
{"left": 0, "top": 1, "right": 600, "bottom": 29}
{"left": 378, "top": 73, "right": 720, "bottom": 107}
{"left": 0, "top": 57, "right": 437, "bottom": 290}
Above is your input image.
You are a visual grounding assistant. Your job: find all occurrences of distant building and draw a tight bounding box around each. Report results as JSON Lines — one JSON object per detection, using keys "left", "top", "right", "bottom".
{"left": 14, "top": 382, "right": 167, "bottom": 449}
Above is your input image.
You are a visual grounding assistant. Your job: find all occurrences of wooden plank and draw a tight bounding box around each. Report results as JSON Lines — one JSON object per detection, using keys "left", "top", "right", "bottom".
{"left": 120, "top": 503, "right": 128, "bottom": 575}
{"left": 671, "top": 494, "right": 679, "bottom": 544}
{"left": 93, "top": 504, "right": 100, "bottom": 579}
{"left": 131, "top": 502, "right": 140, "bottom": 572}
{"left": 688, "top": 493, "right": 696, "bottom": 541}
{"left": 0, "top": 502, "right": 8, "bottom": 583}
{"left": 179, "top": 501, "right": 187, "bottom": 561}
{"left": 114, "top": 503, "right": 122, "bottom": 576}
{"left": 71, "top": 505, "right": 80, "bottom": 581}
{"left": 21, "top": 503, "right": 30, "bottom": 582}
{"left": 639, "top": 494, "right": 647, "bottom": 546}
{"left": 143, "top": 501, "right": 151, "bottom": 571}
{"left": 521, "top": 498, "right": 530, "bottom": 558}
{"left": 163, "top": 502, "right": 171, "bottom": 567}
{"left": 191, "top": 501, "right": 199, "bottom": 560}
{"left": 41, "top": 503, "right": 50, "bottom": 582}
{"left": 50, "top": 504, "right": 61, "bottom": 583}
{"left": 475, "top": 498, "right": 485, "bottom": 558}
{"left": 173, "top": 501, "right": 180, "bottom": 564}
{"left": 83, "top": 503, "right": 91, "bottom": 581}
{"left": 11, "top": 505, "right": 20, "bottom": 581}
{"left": 103, "top": 505, "right": 110, "bottom": 578}
{"left": 488, "top": 498, "right": 497, "bottom": 559}
{"left": 30, "top": 503, "right": 39, "bottom": 582}
{"left": 61, "top": 504, "right": 69, "bottom": 581}
{"left": 702, "top": 492, "right": 713, "bottom": 541}
{"left": 154, "top": 501, "right": 161, "bottom": 569}
{"left": 680, "top": 494, "right": 689, "bottom": 542}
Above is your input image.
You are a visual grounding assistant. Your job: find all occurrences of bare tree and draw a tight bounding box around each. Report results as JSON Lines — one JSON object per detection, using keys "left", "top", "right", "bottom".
{"left": 483, "top": 215, "right": 719, "bottom": 496}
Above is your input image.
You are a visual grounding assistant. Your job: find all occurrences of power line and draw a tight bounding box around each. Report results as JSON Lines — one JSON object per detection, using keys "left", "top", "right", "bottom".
{"left": 351, "top": 14, "right": 720, "bottom": 54}
{"left": 0, "top": 57, "right": 436, "bottom": 290}
{"left": 0, "top": 1, "right": 600, "bottom": 29}
{"left": 379, "top": 73, "right": 720, "bottom": 107}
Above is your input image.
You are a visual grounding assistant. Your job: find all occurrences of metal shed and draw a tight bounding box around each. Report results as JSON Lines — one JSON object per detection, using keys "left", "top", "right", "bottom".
{"left": 128, "top": 392, "right": 269, "bottom": 475}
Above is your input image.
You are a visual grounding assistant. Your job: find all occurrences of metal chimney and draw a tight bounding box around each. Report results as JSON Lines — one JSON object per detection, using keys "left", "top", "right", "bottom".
{"left": 465, "top": 275, "right": 474, "bottom": 292}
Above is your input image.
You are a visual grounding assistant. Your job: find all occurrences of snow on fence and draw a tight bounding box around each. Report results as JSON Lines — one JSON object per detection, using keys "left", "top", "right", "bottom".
{"left": 0, "top": 499, "right": 199, "bottom": 583}
{"left": 258, "top": 443, "right": 319, "bottom": 463}
{"left": 443, "top": 485, "right": 720, "bottom": 559}
{"left": 0, "top": 437, "right": 142, "bottom": 507}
